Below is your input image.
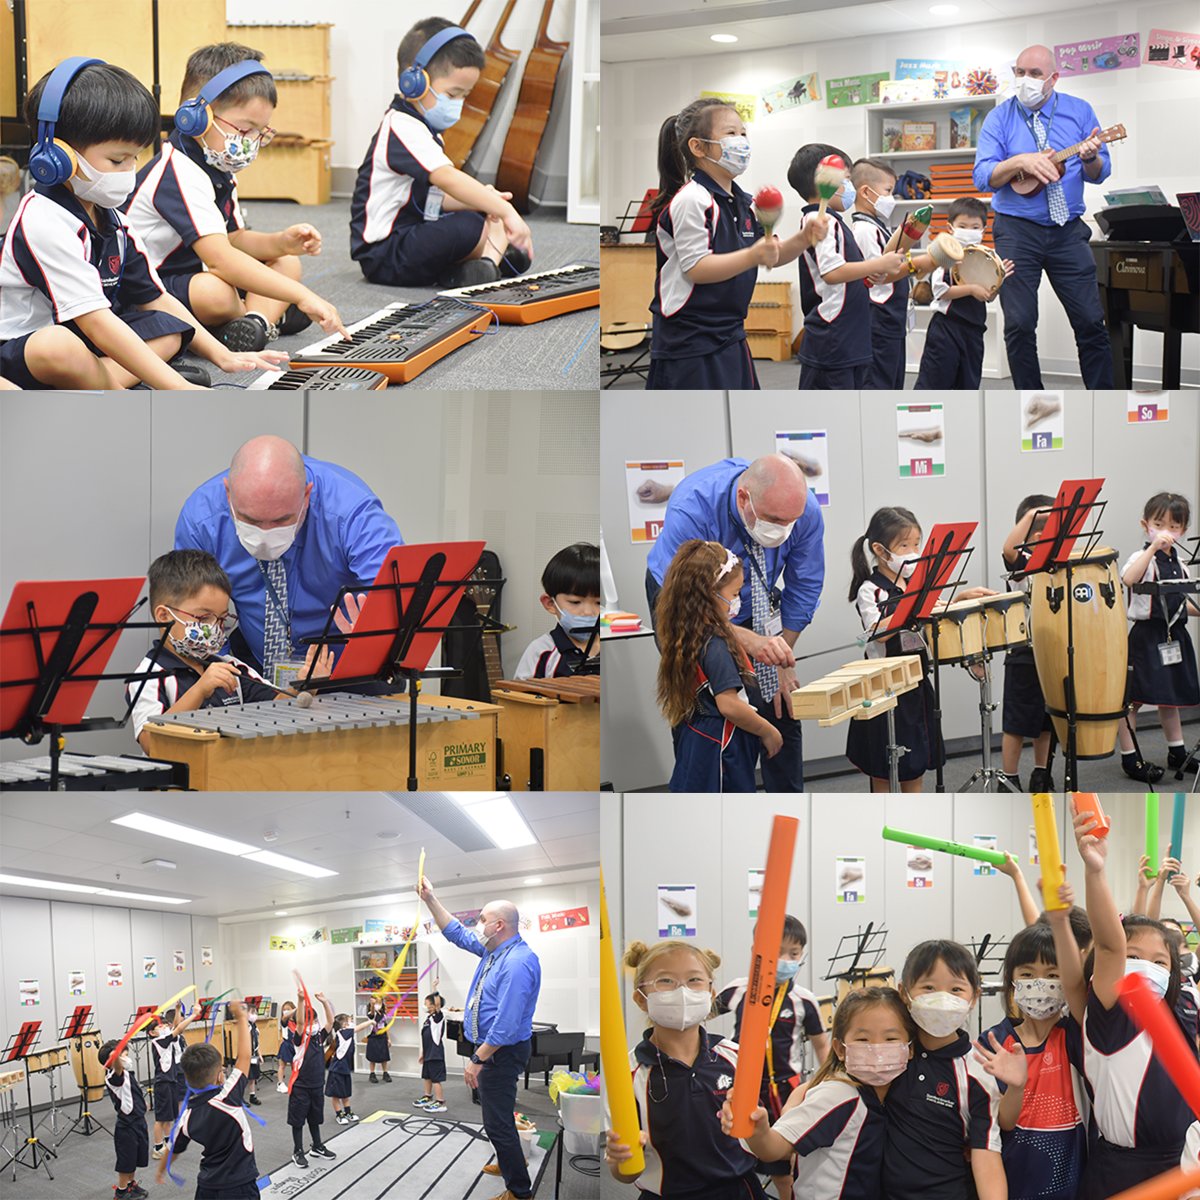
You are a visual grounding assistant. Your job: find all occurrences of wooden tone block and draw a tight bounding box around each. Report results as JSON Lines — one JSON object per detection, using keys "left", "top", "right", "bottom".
{"left": 894, "top": 654, "right": 924, "bottom": 685}
{"left": 235, "top": 138, "right": 332, "bottom": 205}
{"left": 823, "top": 672, "right": 870, "bottom": 705}
{"left": 227, "top": 23, "right": 331, "bottom": 76}
{"left": 789, "top": 677, "right": 851, "bottom": 720}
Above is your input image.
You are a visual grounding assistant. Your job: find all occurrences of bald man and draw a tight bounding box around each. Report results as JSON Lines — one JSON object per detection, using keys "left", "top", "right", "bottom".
{"left": 175, "top": 436, "right": 403, "bottom": 680}
{"left": 646, "top": 453, "right": 825, "bottom": 791}
{"left": 973, "top": 44, "right": 1114, "bottom": 388}
{"left": 418, "top": 880, "right": 541, "bottom": 1200}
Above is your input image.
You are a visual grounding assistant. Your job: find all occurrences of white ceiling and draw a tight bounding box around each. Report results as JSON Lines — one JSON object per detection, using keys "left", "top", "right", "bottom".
{"left": 0, "top": 793, "right": 599, "bottom": 919}
{"left": 602, "top": 0, "right": 1089, "bottom": 62}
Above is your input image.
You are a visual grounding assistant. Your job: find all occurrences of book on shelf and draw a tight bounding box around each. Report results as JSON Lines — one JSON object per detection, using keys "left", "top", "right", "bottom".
{"left": 901, "top": 121, "right": 936, "bottom": 151}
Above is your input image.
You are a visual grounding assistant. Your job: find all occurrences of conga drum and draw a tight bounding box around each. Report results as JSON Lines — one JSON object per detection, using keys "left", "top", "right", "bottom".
{"left": 1030, "top": 548, "right": 1127, "bottom": 757}
{"left": 71, "top": 1033, "right": 106, "bottom": 1102}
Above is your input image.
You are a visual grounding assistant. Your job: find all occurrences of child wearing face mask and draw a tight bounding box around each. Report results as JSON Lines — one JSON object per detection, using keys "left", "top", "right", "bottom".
{"left": 656, "top": 540, "right": 783, "bottom": 791}
{"left": 348, "top": 18, "right": 534, "bottom": 290}
{"left": 714, "top": 915, "right": 830, "bottom": 1200}
{"left": 0, "top": 58, "right": 285, "bottom": 391}
{"left": 1073, "top": 810, "right": 1196, "bottom": 1197}
{"left": 150, "top": 1005, "right": 201, "bottom": 1161}
{"left": 720, "top": 986, "right": 917, "bottom": 1200}
{"left": 100, "top": 1037, "right": 152, "bottom": 1199}
{"left": 126, "top": 43, "right": 348, "bottom": 353}
{"left": 1117, "top": 492, "right": 1200, "bottom": 782}
{"left": 1155, "top": 863, "right": 1200, "bottom": 1000}
{"left": 914, "top": 197, "right": 1015, "bottom": 390}
{"left": 364, "top": 997, "right": 393, "bottom": 1084}
{"left": 886, "top": 939, "right": 1005, "bottom": 1200}
{"left": 787, "top": 142, "right": 906, "bottom": 390}
{"left": 125, "top": 551, "right": 331, "bottom": 750}
{"left": 605, "top": 939, "right": 773, "bottom": 1198}
{"left": 977, "top": 900, "right": 1089, "bottom": 1200}
{"left": 646, "top": 99, "right": 827, "bottom": 391}
{"left": 277, "top": 1001, "right": 297, "bottom": 1093}
{"left": 515, "top": 543, "right": 602, "bottom": 679}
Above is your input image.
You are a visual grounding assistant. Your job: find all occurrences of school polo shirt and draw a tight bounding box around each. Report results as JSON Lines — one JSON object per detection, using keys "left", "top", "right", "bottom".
{"left": 350, "top": 98, "right": 452, "bottom": 259}
{"left": 0, "top": 185, "right": 166, "bottom": 340}
{"left": 716, "top": 977, "right": 823, "bottom": 1082}
{"left": 772, "top": 1078, "right": 885, "bottom": 1200}
{"left": 883, "top": 1032, "right": 1002, "bottom": 1200}
{"left": 1083, "top": 987, "right": 1199, "bottom": 1149}
{"left": 850, "top": 211, "right": 908, "bottom": 340}
{"left": 125, "top": 129, "right": 245, "bottom": 280}
{"left": 173, "top": 1068, "right": 258, "bottom": 1189}
{"left": 514, "top": 624, "right": 593, "bottom": 680}
{"left": 629, "top": 1027, "right": 757, "bottom": 1197}
{"left": 649, "top": 171, "right": 763, "bottom": 361}
{"left": 797, "top": 205, "right": 871, "bottom": 369}
{"left": 646, "top": 457, "right": 826, "bottom": 636}
{"left": 286, "top": 1019, "right": 328, "bottom": 1089}
{"left": 929, "top": 266, "right": 987, "bottom": 329}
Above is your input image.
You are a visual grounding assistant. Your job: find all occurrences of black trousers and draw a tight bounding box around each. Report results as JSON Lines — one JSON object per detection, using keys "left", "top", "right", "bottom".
{"left": 476, "top": 1040, "right": 533, "bottom": 1198}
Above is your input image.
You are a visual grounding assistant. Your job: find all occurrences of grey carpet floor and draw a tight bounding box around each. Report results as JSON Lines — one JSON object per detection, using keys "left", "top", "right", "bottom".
{"left": 200, "top": 198, "right": 598, "bottom": 391}
{"left": 3, "top": 1073, "right": 598, "bottom": 1199}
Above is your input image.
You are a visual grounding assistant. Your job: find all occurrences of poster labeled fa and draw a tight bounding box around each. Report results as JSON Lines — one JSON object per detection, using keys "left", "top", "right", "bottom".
{"left": 973, "top": 835, "right": 999, "bottom": 876}
{"left": 657, "top": 884, "right": 697, "bottom": 937}
{"left": 775, "top": 430, "right": 830, "bottom": 505}
{"left": 896, "top": 403, "right": 945, "bottom": 478}
{"left": 1127, "top": 393, "right": 1169, "bottom": 423}
{"left": 1020, "top": 392, "right": 1064, "bottom": 451}
{"left": 748, "top": 868, "right": 765, "bottom": 918}
{"left": 627, "top": 460, "right": 685, "bottom": 544}
{"left": 836, "top": 857, "right": 866, "bottom": 904}
{"left": 906, "top": 847, "right": 934, "bottom": 889}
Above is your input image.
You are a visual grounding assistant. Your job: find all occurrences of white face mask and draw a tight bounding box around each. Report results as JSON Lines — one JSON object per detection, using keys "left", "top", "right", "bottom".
{"left": 1124, "top": 957, "right": 1171, "bottom": 999}
{"left": 1013, "top": 977, "right": 1065, "bottom": 1020}
{"left": 1016, "top": 75, "right": 1049, "bottom": 109}
{"left": 1181, "top": 952, "right": 1197, "bottom": 978}
{"left": 698, "top": 135, "right": 751, "bottom": 177}
{"left": 744, "top": 494, "right": 796, "bottom": 548}
{"left": 953, "top": 227, "right": 984, "bottom": 246}
{"left": 641, "top": 986, "right": 712, "bottom": 1031}
{"left": 880, "top": 547, "right": 918, "bottom": 579}
{"left": 724, "top": 593, "right": 742, "bottom": 621}
{"left": 231, "top": 502, "right": 306, "bottom": 561}
{"left": 870, "top": 190, "right": 897, "bottom": 222}
{"left": 909, "top": 992, "right": 973, "bottom": 1037}
{"left": 72, "top": 155, "right": 136, "bottom": 208}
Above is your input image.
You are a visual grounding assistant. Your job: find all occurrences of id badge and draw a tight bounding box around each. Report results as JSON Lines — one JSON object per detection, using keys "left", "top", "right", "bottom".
{"left": 424, "top": 186, "right": 445, "bottom": 222}
{"left": 1159, "top": 640, "right": 1183, "bottom": 667}
{"left": 765, "top": 610, "right": 783, "bottom": 638}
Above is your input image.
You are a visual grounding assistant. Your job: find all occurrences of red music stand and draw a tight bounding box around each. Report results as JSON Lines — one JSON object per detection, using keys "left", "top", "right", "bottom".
{"left": 1017, "top": 478, "right": 1105, "bottom": 575}
{"left": 3, "top": 1020, "right": 56, "bottom": 1177}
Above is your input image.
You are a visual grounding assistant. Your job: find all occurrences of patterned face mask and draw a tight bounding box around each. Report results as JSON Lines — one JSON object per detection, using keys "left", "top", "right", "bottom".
{"left": 1013, "top": 977, "right": 1065, "bottom": 1019}
{"left": 166, "top": 609, "right": 229, "bottom": 661}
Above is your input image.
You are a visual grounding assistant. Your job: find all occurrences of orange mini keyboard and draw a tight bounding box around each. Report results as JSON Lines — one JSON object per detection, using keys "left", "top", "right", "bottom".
{"left": 437, "top": 263, "right": 599, "bottom": 324}
{"left": 249, "top": 366, "right": 389, "bottom": 390}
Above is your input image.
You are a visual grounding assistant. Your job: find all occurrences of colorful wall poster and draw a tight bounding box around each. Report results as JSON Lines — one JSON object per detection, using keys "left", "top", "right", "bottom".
{"left": 657, "top": 884, "right": 697, "bottom": 937}
{"left": 775, "top": 430, "right": 830, "bottom": 505}
{"left": 748, "top": 869, "right": 764, "bottom": 919}
{"left": 200, "top": 946, "right": 213, "bottom": 967}
{"left": 1145, "top": 30, "right": 1200, "bottom": 69}
{"left": 836, "top": 857, "right": 866, "bottom": 904}
{"left": 826, "top": 72, "right": 889, "bottom": 108}
{"left": 700, "top": 90, "right": 758, "bottom": 124}
{"left": 331, "top": 926, "right": 362, "bottom": 945}
{"left": 538, "top": 907, "right": 591, "bottom": 933}
{"left": 269, "top": 935, "right": 296, "bottom": 952}
{"left": 299, "top": 928, "right": 330, "bottom": 949}
{"left": 906, "top": 847, "right": 934, "bottom": 889}
{"left": 1020, "top": 392, "right": 1064, "bottom": 451}
{"left": 106, "top": 962, "right": 124, "bottom": 988}
{"left": 1127, "top": 393, "right": 1169, "bottom": 423}
{"left": 68, "top": 970, "right": 86, "bottom": 996}
{"left": 1054, "top": 33, "right": 1140, "bottom": 75}
{"left": 18, "top": 979, "right": 40, "bottom": 1007}
{"left": 173, "top": 950, "right": 186, "bottom": 973}
{"left": 895, "top": 58, "right": 960, "bottom": 81}
{"left": 972, "top": 835, "right": 999, "bottom": 876}
{"left": 626, "top": 460, "right": 685, "bottom": 544}
{"left": 761, "top": 73, "right": 820, "bottom": 113}
{"left": 142, "top": 956, "right": 157, "bottom": 980}
{"left": 896, "top": 403, "right": 945, "bottom": 478}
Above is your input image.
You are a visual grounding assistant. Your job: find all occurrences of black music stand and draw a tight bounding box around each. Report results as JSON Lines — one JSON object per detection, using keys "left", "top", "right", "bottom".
{"left": 568, "top": 620, "right": 601, "bottom": 678}
{"left": 967, "top": 934, "right": 1010, "bottom": 1037}
{"left": 0, "top": 579, "right": 175, "bottom": 791}
{"left": 296, "top": 542, "right": 486, "bottom": 790}
{"left": 60, "top": 1005, "right": 109, "bottom": 1142}
{"left": 3, "top": 1021, "right": 55, "bottom": 1179}
{"left": 822, "top": 923, "right": 889, "bottom": 994}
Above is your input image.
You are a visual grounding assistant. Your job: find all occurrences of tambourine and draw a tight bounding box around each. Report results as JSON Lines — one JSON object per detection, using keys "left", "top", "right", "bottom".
{"left": 952, "top": 244, "right": 1006, "bottom": 293}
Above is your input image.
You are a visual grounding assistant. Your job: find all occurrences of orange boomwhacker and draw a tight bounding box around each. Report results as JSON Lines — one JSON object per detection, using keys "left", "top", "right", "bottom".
{"left": 1107, "top": 1165, "right": 1200, "bottom": 1200}
{"left": 728, "top": 814, "right": 799, "bottom": 1138}
{"left": 1116, "top": 971, "right": 1200, "bottom": 1118}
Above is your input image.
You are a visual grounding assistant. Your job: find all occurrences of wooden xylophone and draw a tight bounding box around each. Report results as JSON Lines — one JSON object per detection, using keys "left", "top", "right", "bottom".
{"left": 251, "top": 366, "right": 389, "bottom": 390}
{"left": 437, "top": 264, "right": 600, "bottom": 324}
{"left": 790, "top": 656, "right": 924, "bottom": 725}
{"left": 490, "top": 675, "right": 599, "bottom": 791}
{"left": 288, "top": 298, "right": 492, "bottom": 383}
{"left": 138, "top": 691, "right": 500, "bottom": 791}
{"left": 0, "top": 752, "right": 187, "bottom": 790}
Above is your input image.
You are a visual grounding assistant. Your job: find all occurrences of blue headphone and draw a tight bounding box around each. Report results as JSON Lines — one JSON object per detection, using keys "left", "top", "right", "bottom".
{"left": 29, "top": 56, "right": 103, "bottom": 187}
{"left": 398, "top": 27, "right": 473, "bottom": 102}
{"left": 175, "top": 60, "right": 273, "bottom": 138}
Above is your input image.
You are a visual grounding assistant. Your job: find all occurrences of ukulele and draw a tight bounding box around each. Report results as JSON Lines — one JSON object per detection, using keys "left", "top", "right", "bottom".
{"left": 441, "top": 0, "right": 520, "bottom": 169}
{"left": 495, "top": 0, "right": 570, "bottom": 213}
{"left": 1010, "top": 123, "right": 1126, "bottom": 196}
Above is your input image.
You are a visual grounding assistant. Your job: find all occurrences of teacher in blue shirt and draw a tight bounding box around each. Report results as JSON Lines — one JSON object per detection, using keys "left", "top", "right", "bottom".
{"left": 419, "top": 879, "right": 542, "bottom": 1200}
{"left": 646, "top": 453, "right": 825, "bottom": 791}
{"left": 175, "top": 435, "right": 403, "bottom": 678}
{"left": 973, "top": 44, "right": 1114, "bottom": 389}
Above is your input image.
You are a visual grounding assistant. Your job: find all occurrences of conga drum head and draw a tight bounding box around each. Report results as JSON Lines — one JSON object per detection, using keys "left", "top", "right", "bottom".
{"left": 952, "top": 245, "right": 1005, "bottom": 291}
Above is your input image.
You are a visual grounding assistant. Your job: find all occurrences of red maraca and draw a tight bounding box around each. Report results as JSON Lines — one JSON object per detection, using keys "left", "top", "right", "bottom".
{"left": 753, "top": 185, "right": 784, "bottom": 237}
{"left": 815, "top": 155, "right": 847, "bottom": 216}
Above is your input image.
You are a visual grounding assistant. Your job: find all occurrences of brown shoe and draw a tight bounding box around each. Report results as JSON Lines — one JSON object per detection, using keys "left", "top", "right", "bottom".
{"left": 482, "top": 1162, "right": 503, "bottom": 1175}
{"left": 487, "top": 1192, "right": 517, "bottom": 1200}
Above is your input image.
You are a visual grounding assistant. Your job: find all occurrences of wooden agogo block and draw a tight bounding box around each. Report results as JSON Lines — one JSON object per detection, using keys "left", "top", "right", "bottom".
{"left": 826, "top": 669, "right": 880, "bottom": 701}
{"left": 790, "top": 677, "right": 852, "bottom": 720}
{"left": 894, "top": 654, "right": 924, "bottom": 685}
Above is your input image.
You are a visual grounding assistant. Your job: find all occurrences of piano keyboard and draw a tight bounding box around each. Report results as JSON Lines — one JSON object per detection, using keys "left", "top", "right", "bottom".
{"left": 250, "top": 366, "right": 389, "bottom": 391}
{"left": 288, "top": 298, "right": 492, "bottom": 383}
{"left": 0, "top": 754, "right": 187, "bottom": 790}
{"left": 437, "top": 263, "right": 600, "bottom": 324}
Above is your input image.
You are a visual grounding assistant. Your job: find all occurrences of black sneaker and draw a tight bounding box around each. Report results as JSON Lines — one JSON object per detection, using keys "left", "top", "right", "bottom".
{"left": 1122, "top": 754, "right": 1164, "bottom": 783}
{"left": 437, "top": 259, "right": 499, "bottom": 290}
{"left": 1167, "top": 747, "right": 1199, "bottom": 773}
{"left": 368, "top": 1074, "right": 379, "bottom": 1083}
{"left": 498, "top": 246, "right": 532, "bottom": 278}
{"left": 277, "top": 303, "right": 313, "bottom": 337}
{"left": 217, "top": 313, "right": 270, "bottom": 352}
{"left": 247, "top": 1093, "right": 262, "bottom": 1106}
{"left": 167, "top": 356, "right": 212, "bottom": 387}
{"left": 310, "top": 1143, "right": 336, "bottom": 1160}
{"left": 1002, "top": 773, "right": 1023, "bottom": 791}
{"left": 1028, "top": 766, "right": 1055, "bottom": 792}
{"left": 128, "top": 1184, "right": 149, "bottom": 1200}
{"left": 382, "top": 1071, "right": 391, "bottom": 1082}
{"left": 293, "top": 1149, "right": 309, "bottom": 1169}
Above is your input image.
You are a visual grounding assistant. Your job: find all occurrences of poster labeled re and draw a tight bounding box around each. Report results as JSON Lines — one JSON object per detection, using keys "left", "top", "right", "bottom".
{"left": 657, "top": 884, "right": 697, "bottom": 937}
{"left": 626, "top": 460, "right": 685, "bottom": 544}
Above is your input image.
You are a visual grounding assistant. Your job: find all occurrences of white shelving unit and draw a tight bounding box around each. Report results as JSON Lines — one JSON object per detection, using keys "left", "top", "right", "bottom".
{"left": 865, "top": 93, "right": 1010, "bottom": 380}
{"left": 567, "top": 0, "right": 600, "bottom": 224}
{"left": 352, "top": 940, "right": 424, "bottom": 1077}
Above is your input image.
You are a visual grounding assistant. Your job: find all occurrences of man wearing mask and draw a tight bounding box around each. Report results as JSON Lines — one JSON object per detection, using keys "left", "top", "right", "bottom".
{"left": 646, "top": 453, "right": 825, "bottom": 791}
{"left": 973, "top": 44, "right": 1114, "bottom": 389}
{"left": 417, "top": 880, "right": 542, "bottom": 1200}
{"left": 174, "top": 435, "right": 402, "bottom": 682}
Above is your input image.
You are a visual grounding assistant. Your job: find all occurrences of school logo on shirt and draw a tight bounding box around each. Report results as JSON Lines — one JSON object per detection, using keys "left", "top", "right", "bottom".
{"left": 716, "top": 1074, "right": 733, "bottom": 1091}
{"left": 108, "top": 255, "right": 121, "bottom": 274}
{"left": 936, "top": 1082, "right": 950, "bottom": 1097}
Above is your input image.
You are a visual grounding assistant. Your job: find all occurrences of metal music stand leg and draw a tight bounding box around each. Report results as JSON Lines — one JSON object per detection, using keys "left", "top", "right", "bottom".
{"left": 61, "top": 1052, "right": 110, "bottom": 1142}
{"left": 33, "top": 1064, "right": 67, "bottom": 1148}
{"left": 884, "top": 706, "right": 908, "bottom": 794}
{"left": 960, "top": 656, "right": 1018, "bottom": 793}
{"left": 11, "top": 1061, "right": 55, "bottom": 1180}
{"left": 927, "top": 624, "right": 947, "bottom": 793}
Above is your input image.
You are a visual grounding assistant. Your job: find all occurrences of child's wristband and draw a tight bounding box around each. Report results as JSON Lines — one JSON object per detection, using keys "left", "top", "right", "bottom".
{"left": 905, "top": 250, "right": 918, "bottom": 276}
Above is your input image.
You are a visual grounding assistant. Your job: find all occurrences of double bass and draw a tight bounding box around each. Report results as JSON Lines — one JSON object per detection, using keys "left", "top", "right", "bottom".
{"left": 442, "top": 0, "right": 521, "bottom": 169}
{"left": 495, "top": 0, "right": 569, "bottom": 213}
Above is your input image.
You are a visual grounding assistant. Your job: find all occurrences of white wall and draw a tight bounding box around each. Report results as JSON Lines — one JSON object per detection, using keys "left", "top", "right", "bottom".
{"left": 602, "top": 0, "right": 1200, "bottom": 383}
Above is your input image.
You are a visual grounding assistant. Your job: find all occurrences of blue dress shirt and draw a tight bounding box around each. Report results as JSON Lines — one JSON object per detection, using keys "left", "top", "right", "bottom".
{"left": 645, "top": 457, "right": 826, "bottom": 633}
{"left": 441, "top": 919, "right": 541, "bottom": 1048}
{"left": 973, "top": 92, "right": 1111, "bottom": 225}
{"left": 174, "top": 456, "right": 403, "bottom": 663}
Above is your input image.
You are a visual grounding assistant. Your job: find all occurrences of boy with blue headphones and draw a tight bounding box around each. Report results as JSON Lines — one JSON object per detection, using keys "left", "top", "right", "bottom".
{"left": 126, "top": 43, "right": 349, "bottom": 353}
{"left": 0, "top": 58, "right": 285, "bottom": 389}
{"left": 350, "top": 17, "right": 535, "bottom": 289}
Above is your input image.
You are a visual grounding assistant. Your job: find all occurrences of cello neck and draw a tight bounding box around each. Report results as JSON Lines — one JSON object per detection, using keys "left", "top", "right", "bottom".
{"left": 489, "top": 0, "right": 519, "bottom": 51}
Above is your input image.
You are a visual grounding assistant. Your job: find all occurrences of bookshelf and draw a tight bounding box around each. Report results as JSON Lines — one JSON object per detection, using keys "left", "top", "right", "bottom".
{"left": 353, "top": 941, "right": 421, "bottom": 1075}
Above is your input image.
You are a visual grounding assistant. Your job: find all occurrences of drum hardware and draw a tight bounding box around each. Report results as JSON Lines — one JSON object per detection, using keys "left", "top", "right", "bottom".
{"left": 957, "top": 650, "right": 1020, "bottom": 794}
{"left": 29, "top": 1046, "right": 70, "bottom": 1149}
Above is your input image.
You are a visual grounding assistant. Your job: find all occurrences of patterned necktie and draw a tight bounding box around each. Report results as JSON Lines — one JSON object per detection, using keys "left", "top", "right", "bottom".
{"left": 749, "top": 543, "right": 779, "bottom": 702}
{"left": 261, "top": 560, "right": 291, "bottom": 678}
{"left": 467, "top": 955, "right": 494, "bottom": 1042}
{"left": 1031, "top": 111, "right": 1070, "bottom": 227}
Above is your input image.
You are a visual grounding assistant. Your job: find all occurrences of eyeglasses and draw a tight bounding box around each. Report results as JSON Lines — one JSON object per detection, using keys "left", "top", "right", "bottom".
{"left": 641, "top": 976, "right": 712, "bottom": 993}
{"left": 168, "top": 607, "right": 239, "bottom": 633}
{"left": 213, "top": 114, "right": 276, "bottom": 147}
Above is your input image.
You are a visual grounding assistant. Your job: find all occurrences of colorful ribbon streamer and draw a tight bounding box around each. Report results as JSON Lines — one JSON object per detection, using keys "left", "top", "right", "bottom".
{"left": 374, "top": 848, "right": 427, "bottom": 1033}
{"left": 204, "top": 988, "right": 238, "bottom": 1044}
{"left": 105, "top": 984, "right": 197, "bottom": 1069}
{"left": 378, "top": 958, "right": 439, "bottom": 1031}
{"left": 287, "top": 970, "right": 316, "bottom": 1096}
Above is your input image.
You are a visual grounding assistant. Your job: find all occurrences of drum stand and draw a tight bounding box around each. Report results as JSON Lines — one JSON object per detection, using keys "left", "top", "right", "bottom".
{"left": 61, "top": 1041, "right": 110, "bottom": 1142}
{"left": 959, "top": 653, "right": 1020, "bottom": 793}
{"left": 884, "top": 705, "right": 908, "bottom": 794}
{"left": 32, "top": 1060, "right": 69, "bottom": 1149}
